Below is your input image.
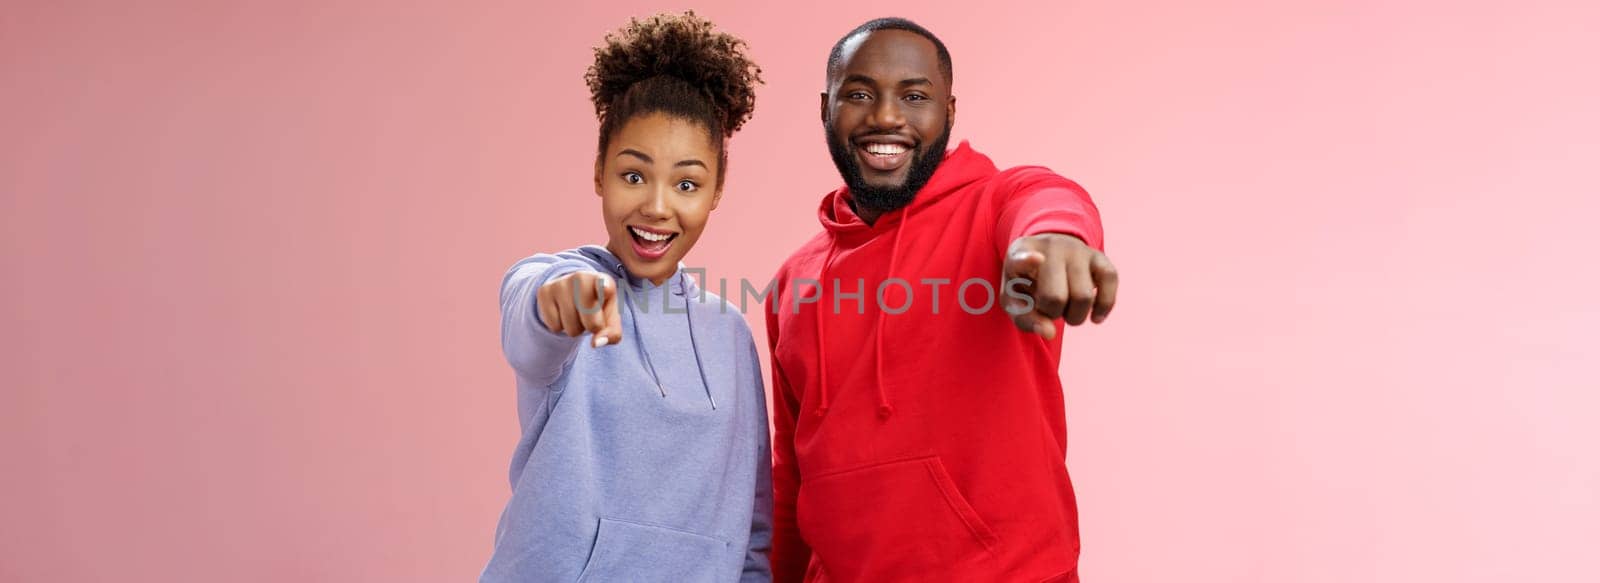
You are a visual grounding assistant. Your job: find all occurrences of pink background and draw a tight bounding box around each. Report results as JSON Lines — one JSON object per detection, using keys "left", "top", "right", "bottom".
{"left": 4, "top": 1, "right": 1597, "bottom": 581}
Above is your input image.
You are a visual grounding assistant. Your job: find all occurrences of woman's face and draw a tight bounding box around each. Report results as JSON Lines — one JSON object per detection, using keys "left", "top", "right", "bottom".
{"left": 596, "top": 113, "right": 722, "bottom": 285}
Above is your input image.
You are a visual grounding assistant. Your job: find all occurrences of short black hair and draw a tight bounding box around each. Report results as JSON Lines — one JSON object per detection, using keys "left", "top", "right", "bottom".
{"left": 826, "top": 17, "right": 952, "bottom": 87}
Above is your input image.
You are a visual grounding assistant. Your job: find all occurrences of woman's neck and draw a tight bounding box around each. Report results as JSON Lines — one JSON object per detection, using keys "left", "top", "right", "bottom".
{"left": 603, "top": 242, "right": 674, "bottom": 286}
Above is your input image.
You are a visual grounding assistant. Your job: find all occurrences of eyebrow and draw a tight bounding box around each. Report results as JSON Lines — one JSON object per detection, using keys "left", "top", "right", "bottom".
{"left": 617, "top": 149, "right": 652, "bottom": 164}
{"left": 618, "top": 149, "right": 707, "bottom": 170}
{"left": 841, "top": 74, "right": 934, "bottom": 89}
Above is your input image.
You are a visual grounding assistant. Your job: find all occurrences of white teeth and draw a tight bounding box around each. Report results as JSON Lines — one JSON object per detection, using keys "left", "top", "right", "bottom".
{"left": 630, "top": 227, "right": 672, "bottom": 242}
{"left": 864, "top": 143, "right": 908, "bottom": 155}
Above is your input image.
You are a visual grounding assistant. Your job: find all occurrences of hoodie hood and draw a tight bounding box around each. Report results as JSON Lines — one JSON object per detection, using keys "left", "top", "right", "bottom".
{"left": 817, "top": 140, "right": 997, "bottom": 239}
{"left": 809, "top": 140, "right": 1000, "bottom": 420}
{"left": 573, "top": 245, "right": 715, "bottom": 408}
{"left": 575, "top": 245, "right": 700, "bottom": 298}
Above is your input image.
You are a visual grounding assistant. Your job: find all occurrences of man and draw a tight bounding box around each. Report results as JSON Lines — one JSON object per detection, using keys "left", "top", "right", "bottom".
{"left": 765, "top": 18, "right": 1119, "bottom": 582}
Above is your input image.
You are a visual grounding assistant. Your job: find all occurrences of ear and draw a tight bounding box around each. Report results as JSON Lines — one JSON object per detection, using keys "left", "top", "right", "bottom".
{"left": 819, "top": 91, "right": 829, "bottom": 125}
{"left": 711, "top": 188, "right": 724, "bottom": 211}
{"left": 593, "top": 156, "right": 604, "bottom": 196}
{"left": 946, "top": 94, "right": 958, "bottom": 128}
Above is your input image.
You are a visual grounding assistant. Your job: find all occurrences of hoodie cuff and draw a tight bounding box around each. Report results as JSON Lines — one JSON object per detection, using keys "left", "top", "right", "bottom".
{"left": 1017, "top": 218, "right": 1096, "bottom": 251}
{"left": 1000, "top": 186, "right": 1105, "bottom": 253}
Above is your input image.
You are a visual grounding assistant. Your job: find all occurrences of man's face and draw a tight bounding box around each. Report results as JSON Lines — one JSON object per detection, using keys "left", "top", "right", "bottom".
{"left": 823, "top": 29, "right": 955, "bottom": 214}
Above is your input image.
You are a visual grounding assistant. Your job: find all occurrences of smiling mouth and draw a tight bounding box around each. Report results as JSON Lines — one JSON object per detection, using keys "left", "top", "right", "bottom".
{"left": 855, "top": 140, "right": 913, "bottom": 172}
{"left": 628, "top": 226, "right": 678, "bottom": 260}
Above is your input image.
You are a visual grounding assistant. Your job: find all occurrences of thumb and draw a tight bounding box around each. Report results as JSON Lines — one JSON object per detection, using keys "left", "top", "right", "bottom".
{"left": 1010, "top": 309, "right": 1058, "bottom": 340}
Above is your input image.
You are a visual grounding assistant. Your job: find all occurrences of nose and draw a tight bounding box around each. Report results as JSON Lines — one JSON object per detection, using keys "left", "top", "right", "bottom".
{"left": 867, "top": 97, "right": 906, "bottom": 131}
{"left": 639, "top": 182, "right": 671, "bottom": 220}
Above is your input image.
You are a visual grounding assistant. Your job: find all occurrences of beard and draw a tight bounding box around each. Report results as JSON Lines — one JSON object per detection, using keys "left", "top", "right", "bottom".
{"left": 825, "top": 119, "right": 952, "bottom": 216}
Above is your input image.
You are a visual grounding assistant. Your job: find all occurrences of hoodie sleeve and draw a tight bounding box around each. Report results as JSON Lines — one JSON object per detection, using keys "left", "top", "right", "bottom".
{"left": 741, "top": 332, "right": 775, "bottom": 583}
{"left": 993, "top": 167, "right": 1105, "bottom": 253}
{"left": 499, "top": 253, "right": 596, "bottom": 386}
{"left": 765, "top": 285, "right": 812, "bottom": 583}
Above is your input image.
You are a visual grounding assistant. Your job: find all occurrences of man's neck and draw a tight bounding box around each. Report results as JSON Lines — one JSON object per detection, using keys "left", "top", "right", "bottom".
{"left": 849, "top": 199, "right": 885, "bottom": 225}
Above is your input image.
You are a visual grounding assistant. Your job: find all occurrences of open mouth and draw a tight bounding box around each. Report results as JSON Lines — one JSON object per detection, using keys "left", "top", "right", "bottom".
{"left": 628, "top": 225, "right": 678, "bottom": 261}
{"left": 855, "top": 137, "right": 914, "bottom": 172}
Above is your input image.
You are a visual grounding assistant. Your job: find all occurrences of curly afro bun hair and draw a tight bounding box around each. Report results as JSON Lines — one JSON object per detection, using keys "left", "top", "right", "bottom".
{"left": 585, "top": 11, "right": 763, "bottom": 182}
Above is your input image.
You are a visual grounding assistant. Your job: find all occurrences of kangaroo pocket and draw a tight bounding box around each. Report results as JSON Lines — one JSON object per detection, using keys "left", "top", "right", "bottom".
{"left": 797, "top": 456, "right": 999, "bottom": 580}
{"left": 575, "top": 517, "right": 730, "bottom": 583}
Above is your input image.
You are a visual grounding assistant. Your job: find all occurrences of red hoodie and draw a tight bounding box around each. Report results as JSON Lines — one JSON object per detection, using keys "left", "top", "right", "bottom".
{"left": 765, "top": 142, "right": 1104, "bottom": 583}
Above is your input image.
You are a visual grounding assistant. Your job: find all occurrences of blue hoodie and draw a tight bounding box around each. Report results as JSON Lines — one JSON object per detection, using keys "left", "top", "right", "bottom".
{"left": 481, "top": 246, "right": 772, "bottom": 582}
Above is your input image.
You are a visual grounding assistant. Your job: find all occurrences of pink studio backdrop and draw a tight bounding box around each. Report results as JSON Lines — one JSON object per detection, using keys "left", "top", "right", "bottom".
{"left": 4, "top": 1, "right": 1597, "bottom": 581}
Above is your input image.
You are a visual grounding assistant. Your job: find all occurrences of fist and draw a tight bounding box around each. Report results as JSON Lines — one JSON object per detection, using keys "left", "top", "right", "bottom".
{"left": 536, "top": 271, "right": 623, "bottom": 348}
{"left": 1002, "top": 233, "right": 1119, "bottom": 339}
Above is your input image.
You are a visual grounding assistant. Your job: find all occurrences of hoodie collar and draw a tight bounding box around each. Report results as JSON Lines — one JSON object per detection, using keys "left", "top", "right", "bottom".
{"left": 817, "top": 140, "right": 996, "bottom": 237}
{"left": 579, "top": 244, "right": 698, "bottom": 297}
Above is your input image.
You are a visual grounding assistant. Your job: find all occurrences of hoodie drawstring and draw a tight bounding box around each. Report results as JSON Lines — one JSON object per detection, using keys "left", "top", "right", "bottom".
{"left": 614, "top": 261, "right": 716, "bottom": 410}
{"left": 805, "top": 145, "right": 980, "bottom": 422}
{"left": 874, "top": 206, "right": 910, "bottom": 420}
{"left": 813, "top": 238, "right": 839, "bottom": 417}
{"left": 683, "top": 278, "right": 718, "bottom": 410}
{"left": 811, "top": 205, "right": 911, "bottom": 421}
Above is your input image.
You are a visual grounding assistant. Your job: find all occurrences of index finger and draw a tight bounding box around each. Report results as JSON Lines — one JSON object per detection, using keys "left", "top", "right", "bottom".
{"left": 595, "top": 279, "right": 623, "bottom": 347}
{"left": 584, "top": 275, "right": 619, "bottom": 347}
{"left": 1003, "top": 249, "right": 1045, "bottom": 283}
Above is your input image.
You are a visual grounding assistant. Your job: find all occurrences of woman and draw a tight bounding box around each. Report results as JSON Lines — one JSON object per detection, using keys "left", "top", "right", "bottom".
{"left": 481, "top": 12, "right": 769, "bottom": 583}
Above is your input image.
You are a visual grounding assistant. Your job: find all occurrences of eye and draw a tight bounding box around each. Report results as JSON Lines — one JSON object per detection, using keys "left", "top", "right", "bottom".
{"left": 676, "top": 180, "right": 699, "bottom": 192}
{"left": 847, "top": 91, "right": 871, "bottom": 102}
{"left": 622, "top": 171, "right": 644, "bottom": 184}
{"left": 904, "top": 93, "right": 928, "bottom": 102}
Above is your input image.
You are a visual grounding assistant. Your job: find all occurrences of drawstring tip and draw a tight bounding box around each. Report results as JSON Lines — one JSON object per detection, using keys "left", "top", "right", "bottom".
{"left": 876, "top": 404, "right": 895, "bottom": 419}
